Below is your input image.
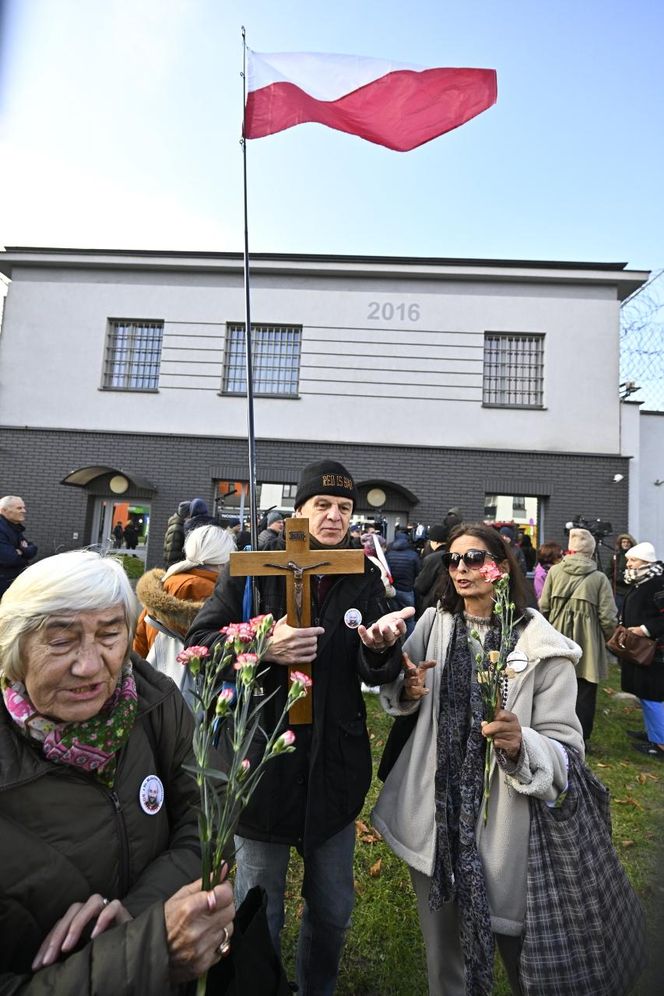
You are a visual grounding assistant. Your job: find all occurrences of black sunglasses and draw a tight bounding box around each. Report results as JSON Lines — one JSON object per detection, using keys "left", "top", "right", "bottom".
{"left": 441, "top": 549, "right": 498, "bottom": 571}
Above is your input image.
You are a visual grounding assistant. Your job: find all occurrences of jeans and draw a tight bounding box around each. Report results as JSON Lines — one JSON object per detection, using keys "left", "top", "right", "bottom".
{"left": 641, "top": 699, "right": 664, "bottom": 744}
{"left": 234, "top": 822, "right": 356, "bottom": 996}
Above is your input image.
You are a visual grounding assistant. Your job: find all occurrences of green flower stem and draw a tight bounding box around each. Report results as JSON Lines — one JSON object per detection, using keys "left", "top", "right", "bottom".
{"left": 483, "top": 737, "right": 493, "bottom": 825}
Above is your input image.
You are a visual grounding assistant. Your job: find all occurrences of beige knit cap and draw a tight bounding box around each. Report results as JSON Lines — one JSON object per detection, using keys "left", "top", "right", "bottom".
{"left": 568, "top": 528, "right": 596, "bottom": 557}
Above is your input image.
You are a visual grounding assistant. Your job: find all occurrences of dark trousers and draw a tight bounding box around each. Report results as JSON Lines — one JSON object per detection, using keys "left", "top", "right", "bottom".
{"left": 576, "top": 677, "right": 598, "bottom": 742}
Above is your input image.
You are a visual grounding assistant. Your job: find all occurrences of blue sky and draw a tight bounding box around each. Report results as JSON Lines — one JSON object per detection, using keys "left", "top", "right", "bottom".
{"left": 1, "top": 0, "right": 663, "bottom": 273}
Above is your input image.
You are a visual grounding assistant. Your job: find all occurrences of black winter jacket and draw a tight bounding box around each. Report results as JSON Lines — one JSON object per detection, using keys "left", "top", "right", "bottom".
{"left": 620, "top": 568, "right": 664, "bottom": 702}
{"left": 163, "top": 512, "right": 186, "bottom": 567}
{"left": 0, "top": 657, "right": 200, "bottom": 995}
{"left": 0, "top": 517, "right": 37, "bottom": 597}
{"left": 186, "top": 558, "right": 403, "bottom": 854}
{"left": 386, "top": 534, "right": 421, "bottom": 592}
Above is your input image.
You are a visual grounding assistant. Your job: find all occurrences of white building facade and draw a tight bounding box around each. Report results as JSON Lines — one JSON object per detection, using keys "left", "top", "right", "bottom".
{"left": 0, "top": 247, "right": 653, "bottom": 568}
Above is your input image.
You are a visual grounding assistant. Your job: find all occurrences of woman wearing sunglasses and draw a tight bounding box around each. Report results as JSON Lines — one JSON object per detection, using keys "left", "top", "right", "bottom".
{"left": 372, "top": 523, "right": 584, "bottom": 996}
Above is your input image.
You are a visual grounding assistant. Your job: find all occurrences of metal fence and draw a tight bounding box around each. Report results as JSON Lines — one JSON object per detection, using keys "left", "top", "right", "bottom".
{"left": 620, "top": 270, "right": 664, "bottom": 411}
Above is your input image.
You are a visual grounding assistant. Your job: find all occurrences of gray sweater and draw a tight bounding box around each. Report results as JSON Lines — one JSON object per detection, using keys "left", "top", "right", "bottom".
{"left": 372, "top": 607, "right": 584, "bottom": 935}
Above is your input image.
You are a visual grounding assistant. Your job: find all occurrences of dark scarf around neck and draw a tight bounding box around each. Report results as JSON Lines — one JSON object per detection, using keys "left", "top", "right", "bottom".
{"left": 429, "top": 613, "right": 497, "bottom": 996}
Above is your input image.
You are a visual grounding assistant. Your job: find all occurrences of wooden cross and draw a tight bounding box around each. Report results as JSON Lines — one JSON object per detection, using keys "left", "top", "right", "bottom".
{"left": 229, "top": 518, "right": 365, "bottom": 723}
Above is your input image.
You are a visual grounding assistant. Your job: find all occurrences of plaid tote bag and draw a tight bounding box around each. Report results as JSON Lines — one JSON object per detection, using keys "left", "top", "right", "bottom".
{"left": 520, "top": 750, "right": 647, "bottom": 995}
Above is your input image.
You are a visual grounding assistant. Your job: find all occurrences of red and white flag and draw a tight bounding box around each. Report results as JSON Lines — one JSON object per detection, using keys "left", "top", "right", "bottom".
{"left": 244, "top": 51, "right": 497, "bottom": 152}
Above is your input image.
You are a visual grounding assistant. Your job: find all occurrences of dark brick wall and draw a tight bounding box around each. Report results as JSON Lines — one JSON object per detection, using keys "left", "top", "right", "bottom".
{"left": 1, "top": 426, "right": 629, "bottom": 568}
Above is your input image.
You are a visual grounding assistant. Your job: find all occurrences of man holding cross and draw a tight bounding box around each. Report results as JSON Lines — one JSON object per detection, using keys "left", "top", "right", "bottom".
{"left": 186, "top": 459, "right": 412, "bottom": 995}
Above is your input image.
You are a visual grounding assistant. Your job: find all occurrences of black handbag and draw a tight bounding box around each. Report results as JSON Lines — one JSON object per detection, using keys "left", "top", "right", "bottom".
{"left": 520, "top": 750, "right": 647, "bottom": 995}
{"left": 205, "top": 886, "right": 292, "bottom": 995}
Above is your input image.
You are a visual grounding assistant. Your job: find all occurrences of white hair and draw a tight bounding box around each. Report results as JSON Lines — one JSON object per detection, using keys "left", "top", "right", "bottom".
{"left": 0, "top": 496, "right": 22, "bottom": 511}
{"left": 162, "top": 524, "right": 236, "bottom": 581}
{"left": 0, "top": 550, "right": 137, "bottom": 682}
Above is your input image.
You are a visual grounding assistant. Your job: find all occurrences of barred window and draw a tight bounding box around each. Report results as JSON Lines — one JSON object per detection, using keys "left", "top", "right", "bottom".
{"left": 483, "top": 333, "right": 544, "bottom": 408}
{"left": 102, "top": 319, "right": 163, "bottom": 391}
{"left": 222, "top": 324, "right": 301, "bottom": 396}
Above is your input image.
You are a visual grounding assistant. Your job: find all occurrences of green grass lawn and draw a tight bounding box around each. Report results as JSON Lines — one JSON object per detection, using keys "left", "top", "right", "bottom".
{"left": 282, "top": 664, "right": 664, "bottom": 994}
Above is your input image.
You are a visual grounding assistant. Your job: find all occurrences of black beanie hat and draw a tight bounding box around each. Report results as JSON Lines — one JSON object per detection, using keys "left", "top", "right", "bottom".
{"left": 294, "top": 459, "right": 359, "bottom": 510}
{"left": 428, "top": 525, "right": 448, "bottom": 543}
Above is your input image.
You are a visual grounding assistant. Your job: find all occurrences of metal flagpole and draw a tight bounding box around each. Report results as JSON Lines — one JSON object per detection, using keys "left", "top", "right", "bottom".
{"left": 241, "top": 26, "right": 259, "bottom": 557}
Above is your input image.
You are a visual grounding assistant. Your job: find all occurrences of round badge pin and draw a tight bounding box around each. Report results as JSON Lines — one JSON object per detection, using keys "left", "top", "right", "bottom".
{"left": 506, "top": 650, "right": 528, "bottom": 673}
{"left": 344, "top": 608, "right": 363, "bottom": 629}
{"left": 139, "top": 774, "right": 165, "bottom": 815}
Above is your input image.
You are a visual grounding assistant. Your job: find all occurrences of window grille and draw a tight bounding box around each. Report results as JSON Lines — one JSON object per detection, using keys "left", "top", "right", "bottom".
{"left": 482, "top": 333, "right": 544, "bottom": 407}
{"left": 103, "top": 319, "right": 163, "bottom": 391}
{"left": 222, "top": 324, "right": 301, "bottom": 396}
{"left": 282, "top": 484, "right": 298, "bottom": 499}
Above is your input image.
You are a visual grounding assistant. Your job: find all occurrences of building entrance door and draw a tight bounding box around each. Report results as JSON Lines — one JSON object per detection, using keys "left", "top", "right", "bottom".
{"left": 91, "top": 497, "right": 151, "bottom": 563}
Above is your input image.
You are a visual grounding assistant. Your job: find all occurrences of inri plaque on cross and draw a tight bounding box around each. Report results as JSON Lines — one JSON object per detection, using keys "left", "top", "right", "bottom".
{"left": 229, "top": 517, "right": 365, "bottom": 723}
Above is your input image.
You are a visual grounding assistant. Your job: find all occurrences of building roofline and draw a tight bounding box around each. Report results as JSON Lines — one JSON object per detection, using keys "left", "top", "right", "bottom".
{"left": 0, "top": 246, "right": 650, "bottom": 300}
{"left": 0, "top": 245, "right": 634, "bottom": 271}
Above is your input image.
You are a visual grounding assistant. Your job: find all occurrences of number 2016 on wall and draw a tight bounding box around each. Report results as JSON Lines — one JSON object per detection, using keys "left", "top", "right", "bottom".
{"left": 367, "top": 301, "right": 421, "bottom": 322}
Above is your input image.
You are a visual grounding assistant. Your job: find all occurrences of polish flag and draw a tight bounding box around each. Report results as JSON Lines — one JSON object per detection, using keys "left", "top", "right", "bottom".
{"left": 244, "top": 51, "right": 497, "bottom": 152}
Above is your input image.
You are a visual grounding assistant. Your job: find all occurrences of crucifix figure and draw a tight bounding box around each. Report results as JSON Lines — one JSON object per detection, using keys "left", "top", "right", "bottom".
{"left": 229, "top": 517, "right": 365, "bottom": 723}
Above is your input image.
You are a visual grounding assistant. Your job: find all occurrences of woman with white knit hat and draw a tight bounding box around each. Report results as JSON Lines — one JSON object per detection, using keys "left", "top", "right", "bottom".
{"left": 620, "top": 541, "right": 664, "bottom": 759}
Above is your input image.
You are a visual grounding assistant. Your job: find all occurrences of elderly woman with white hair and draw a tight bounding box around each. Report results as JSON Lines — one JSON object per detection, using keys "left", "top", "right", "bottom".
{"left": 133, "top": 525, "right": 236, "bottom": 708}
{"left": 0, "top": 550, "right": 235, "bottom": 993}
{"left": 619, "top": 541, "right": 664, "bottom": 760}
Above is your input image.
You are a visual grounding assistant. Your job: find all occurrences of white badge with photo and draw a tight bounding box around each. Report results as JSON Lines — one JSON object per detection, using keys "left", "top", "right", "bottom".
{"left": 139, "top": 774, "right": 164, "bottom": 815}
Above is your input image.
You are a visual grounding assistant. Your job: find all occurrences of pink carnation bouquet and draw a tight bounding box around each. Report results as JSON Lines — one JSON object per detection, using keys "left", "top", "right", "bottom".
{"left": 176, "top": 615, "right": 312, "bottom": 995}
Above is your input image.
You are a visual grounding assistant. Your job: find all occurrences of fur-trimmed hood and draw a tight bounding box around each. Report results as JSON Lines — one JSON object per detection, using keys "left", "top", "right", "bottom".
{"left": 135, "top": 567, "right": 215, "bottom": 636}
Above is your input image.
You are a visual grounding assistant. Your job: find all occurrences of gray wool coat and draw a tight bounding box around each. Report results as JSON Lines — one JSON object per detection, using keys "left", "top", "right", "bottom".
{"left": 371, "top": 607, "right": 584, "bottom": 936}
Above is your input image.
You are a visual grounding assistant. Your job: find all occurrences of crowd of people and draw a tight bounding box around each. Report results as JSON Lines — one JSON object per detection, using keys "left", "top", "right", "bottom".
{"left": 0, "top": 477, "right": 661, "bottom": 994}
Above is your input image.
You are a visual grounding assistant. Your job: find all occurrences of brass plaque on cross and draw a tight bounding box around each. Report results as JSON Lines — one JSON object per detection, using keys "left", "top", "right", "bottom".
{"left": 229, "top": 517, "right": 365, "bottom": 723}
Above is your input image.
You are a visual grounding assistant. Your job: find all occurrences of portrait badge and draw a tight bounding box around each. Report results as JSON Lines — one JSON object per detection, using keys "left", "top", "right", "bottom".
{"left": 139, "top": 774, "right": 165, "bottom": 815}
{"left": 344, "top": 608, "right": 362, "bottom": 629}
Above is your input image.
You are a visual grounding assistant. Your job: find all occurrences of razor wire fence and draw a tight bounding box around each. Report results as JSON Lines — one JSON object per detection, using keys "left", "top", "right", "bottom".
{"left": 620, "top": 269, "right": 664, "bottom": 411}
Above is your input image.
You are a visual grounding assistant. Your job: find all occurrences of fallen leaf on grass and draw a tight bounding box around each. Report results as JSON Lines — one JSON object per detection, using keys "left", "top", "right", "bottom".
{"left": 595, "top": 762, "right": 610, "bottom": 768}
{"left": 620, "top": 840, "right": 636, "bottom": 848}
{"left": 353, "top": 878, "right": 365, "bottom": 896}
{"left": 603, "top": 686, "right": 616, "bottom": 696}
{"left": 368, "top": 858, "right": 382, "bottom": 878}
{"left": 359, "top": 831, "right": 383, "bottom": 844}
{"left": 613, "top": 796, "right": 644, "bottom": 809}
{"left": 355, "top": 819, "right": 370, "bottom": 835}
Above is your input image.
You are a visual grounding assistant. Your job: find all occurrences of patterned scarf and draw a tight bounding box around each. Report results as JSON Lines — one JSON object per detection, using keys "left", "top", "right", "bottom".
{"left": 429, "top": 613, "right": 507, "bottom": 996}
{"left": 624, "top": 561, "right": 664, "bottom": 586}
{"left": 2, "top": 663, "right": 138, "bottom": 788}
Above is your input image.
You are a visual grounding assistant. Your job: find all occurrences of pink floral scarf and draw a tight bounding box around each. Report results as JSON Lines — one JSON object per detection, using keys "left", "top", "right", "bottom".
{"left": 2, "top": 663, "right": 138, "bottom": 788}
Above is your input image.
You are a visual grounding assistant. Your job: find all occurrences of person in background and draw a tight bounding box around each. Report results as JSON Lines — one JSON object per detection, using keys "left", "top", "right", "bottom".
{"left": 349, "top": 523, "right": 363, "bottom": 549}
{"left": 163, "top": 500, "right": 191, "bottom": 567}
{"left": 134, "top": 524, "right": 236, "bottom": 665}
{"left": 112, "top": 521, "right": 125, "bottom": 549}
{"left": 414, "top": 525, "right": 448, "bottom": 617}
{"left": 386, "top": 529, "right": 422, "bottom": 637}
{"left": 372, "top": 523, "right": 583, "bottom": 995}
{"left": 533, "top": 541, "right": 563, "bottom": 603}
{"left": 123, "top": 520, "right": 139, "bottom": 550}
{"left": 0, "top": 550, "right": 235, "bottom": 993}
{"left": 518, "top": 533, "right": 537, "bottom": 573}
{"left": 257, "top": 511, "right": 285, "bottom": 551}
{"left": 539, "top": 528, "right": 617, "bottom": 747}
{"left": 605, "top": 532, "right": 637, "bottom": 615}
{"left": 619, "top": 541, "right": 664, "bottom": 761}
{"left": 499, "top": 526, "right": 527, "bottom": 576}
{"left": 0, "top": 495, "right": 38, "bottom": 599}
{"left": 184, "top": 498, "right": 218, "bottom": 536}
